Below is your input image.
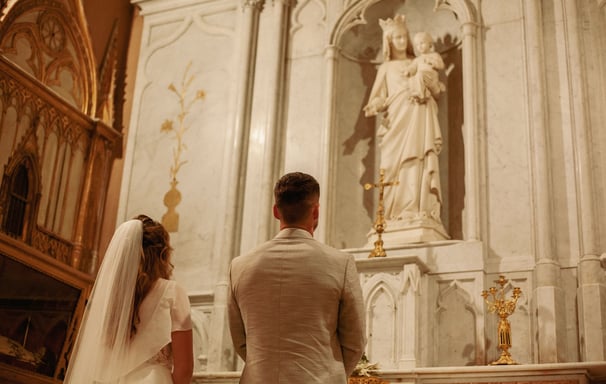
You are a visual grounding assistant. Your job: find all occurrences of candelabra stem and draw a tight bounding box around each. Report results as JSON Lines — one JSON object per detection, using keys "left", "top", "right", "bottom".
{"left": 364, "top": 169, "right": 398, "bottom": 258}
{"left": 492, "top": 317, "right": 516, "bottom": 365}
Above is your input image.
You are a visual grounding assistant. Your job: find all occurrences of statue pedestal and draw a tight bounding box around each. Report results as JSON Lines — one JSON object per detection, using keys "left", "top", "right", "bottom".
{"left": 351, "top": 254, "right": 429, "bottom": 369}
{"left": 344, "top": 241, "right": 483, "bottom": 369}
{"left": 367, "top": 218, "right": 449, "bottom": 247}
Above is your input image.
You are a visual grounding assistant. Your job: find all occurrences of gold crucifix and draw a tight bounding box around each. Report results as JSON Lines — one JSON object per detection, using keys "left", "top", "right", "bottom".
{"left": 364, "top": 168, "right": 399, "bottom": 258}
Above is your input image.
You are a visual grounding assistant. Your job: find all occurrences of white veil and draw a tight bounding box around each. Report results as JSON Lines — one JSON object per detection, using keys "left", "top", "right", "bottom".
{"left": 64, "top": 219, "right": 144, "bottom": 383}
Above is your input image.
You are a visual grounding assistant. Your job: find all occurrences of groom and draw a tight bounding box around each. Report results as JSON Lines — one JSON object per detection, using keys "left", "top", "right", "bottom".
{"left": 227, "top": 172, "right": 366, "bottom": 384}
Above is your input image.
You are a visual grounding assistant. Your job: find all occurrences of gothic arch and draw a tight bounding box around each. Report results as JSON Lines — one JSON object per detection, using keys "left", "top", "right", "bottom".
{"left": 435, "top": 279, "right": 483, "bottom": 365}
{"left": 364, "top": 274, "right": 399, "bottom": 309}
{"left": 330, "top": 0, "right": 479, "bottom": 45}
{"left": 436, "top": 279, "right": 476, "bottom": 314}
{"left": 0, "top": 132, "right": 42, "bottom": 242}
{"left": 364, "top": 277, "right": 399, "bottom": 363}
{"left": 0, "top": 0, "right": 98, "bottom": 115}
{"left": 330, "top": 0, "right": 384, "bottom": 46}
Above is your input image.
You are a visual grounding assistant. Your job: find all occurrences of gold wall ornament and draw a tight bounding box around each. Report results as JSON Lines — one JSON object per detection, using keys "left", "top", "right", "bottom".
{"left": 364, "top": 169, "right": 398, "bottom": 258}
{"left": 481, "top": 275, "right": 522, "bottom": 365}
{"left": 160, "top": 61, "right": 205, "bottom": 232}
{"left": 162, "top": 178, "right": 182, "bottom": 233}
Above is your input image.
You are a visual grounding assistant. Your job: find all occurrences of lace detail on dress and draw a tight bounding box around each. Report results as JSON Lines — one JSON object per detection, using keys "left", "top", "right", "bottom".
{"left": 145, "top": 343, "right": 173, "bottom": 369}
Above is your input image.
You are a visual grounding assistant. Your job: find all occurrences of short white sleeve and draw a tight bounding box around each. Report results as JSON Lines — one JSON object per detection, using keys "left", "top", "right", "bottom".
{"left": 171, "top": 281, "right": 192, "bottom": 332}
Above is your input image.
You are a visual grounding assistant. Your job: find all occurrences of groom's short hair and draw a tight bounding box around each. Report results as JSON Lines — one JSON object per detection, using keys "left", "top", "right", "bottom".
{"left": 274, "top": 172, "right": 320, "bottom": 224}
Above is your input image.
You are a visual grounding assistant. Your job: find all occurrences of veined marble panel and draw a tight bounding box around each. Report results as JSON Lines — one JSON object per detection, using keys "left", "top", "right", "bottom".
{"left": 483, "top": 8, "right": 532, "bottom": 261}
{"left": 120, "top": 2, "right": 238, "bottom": 293}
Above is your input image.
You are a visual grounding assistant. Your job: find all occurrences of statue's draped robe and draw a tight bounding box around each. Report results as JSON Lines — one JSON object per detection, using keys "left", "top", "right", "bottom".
{"left": 367, "top": 58, "right": 443, "bottom": 222}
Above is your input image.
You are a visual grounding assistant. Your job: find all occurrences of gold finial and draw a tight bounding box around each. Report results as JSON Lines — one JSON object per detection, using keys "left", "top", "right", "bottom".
{"left": 364, "top": 169, "right": 399, "bottom": 258}
{"left": 481, "top": 275, "right": 522, "bottom": 365}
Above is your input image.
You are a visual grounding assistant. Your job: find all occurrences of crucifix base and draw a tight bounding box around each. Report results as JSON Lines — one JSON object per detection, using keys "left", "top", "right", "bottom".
{"left": 367, "top": 217, "right": 449, "bottom": 247}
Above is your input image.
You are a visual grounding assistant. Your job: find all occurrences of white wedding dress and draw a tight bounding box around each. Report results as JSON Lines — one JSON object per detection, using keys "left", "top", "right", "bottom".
{"left": 63, "top": 220, "right": 192, "bottom": 384}
{"left": 117, "top": 279, "right": 192, "bottom": 383}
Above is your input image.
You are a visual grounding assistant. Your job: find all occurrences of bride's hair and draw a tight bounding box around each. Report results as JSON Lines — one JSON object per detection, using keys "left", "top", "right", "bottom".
{"left": 131, "top": 214, "right": 174, "bottom": 336}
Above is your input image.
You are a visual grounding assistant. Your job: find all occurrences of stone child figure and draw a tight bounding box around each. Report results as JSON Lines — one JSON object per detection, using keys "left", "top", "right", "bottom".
{"left": 363, "top": 14, "right": 447, "bottom": 236}
{"left": 409, "top": 31, "right": 446, "bottom": 104}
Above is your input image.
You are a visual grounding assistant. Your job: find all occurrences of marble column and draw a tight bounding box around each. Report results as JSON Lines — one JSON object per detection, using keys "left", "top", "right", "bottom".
{"left": 254, "top": 0, "right": 292, "bottom": 244}
{"left": 434, "top": 0, "right": 484, "bottom": 242}
{"left": 557, "top": 0, "right": 606, "bottom": 362}
{"left": 206, "top": 0, "right": 262, "bottom": 371}
{"left": 318, "top": 44, "right": 338, "bottom": 244}
{"left": 459, "top": 20, "right": 482, "bottom": 242}
{"left": 523, "top": 0, "right": 568, "bottom": 363}
{"left": 399, "top": 263, "right": 422, "bottom": 368}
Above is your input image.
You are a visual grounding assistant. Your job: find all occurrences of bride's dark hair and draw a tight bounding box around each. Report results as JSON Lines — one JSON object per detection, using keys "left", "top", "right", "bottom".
{"left": 131, "top": 214, "right": 174, "bottom": 336}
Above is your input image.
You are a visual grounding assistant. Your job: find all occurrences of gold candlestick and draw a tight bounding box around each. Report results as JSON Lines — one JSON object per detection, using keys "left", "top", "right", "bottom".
{"left": 481, "top": 275, "right": 522, "bottom": 365}
{"left": 364, "top": 169, "right": 398, "bottom": 258}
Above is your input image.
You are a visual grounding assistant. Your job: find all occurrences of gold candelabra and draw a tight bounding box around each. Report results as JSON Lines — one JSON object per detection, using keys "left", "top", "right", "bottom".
{"left": 481, "top": 275, "right": 522, "bottom": 365}
{"left": 364, "top": 169, "right": 398, "bottom": 258}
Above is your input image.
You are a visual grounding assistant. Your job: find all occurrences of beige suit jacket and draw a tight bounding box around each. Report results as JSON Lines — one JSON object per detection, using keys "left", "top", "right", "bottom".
{"left": 228, "top": 228, "right": 366, "bottom": 384}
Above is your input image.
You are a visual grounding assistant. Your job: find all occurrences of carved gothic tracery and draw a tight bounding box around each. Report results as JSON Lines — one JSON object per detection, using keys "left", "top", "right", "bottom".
{"left": 0, "top": 0, "right": 97, "bottom": 115}
{"left": 0, "top": 54, "right": 119, "bottom": 270}
{"left": 39, "top": 11, "right": 66, "bottom": 53}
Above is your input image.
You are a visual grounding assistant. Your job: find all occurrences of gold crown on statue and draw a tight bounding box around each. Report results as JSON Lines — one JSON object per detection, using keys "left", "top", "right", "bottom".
{"left": 379, "top": 14, "right": 407, "bottom": 32}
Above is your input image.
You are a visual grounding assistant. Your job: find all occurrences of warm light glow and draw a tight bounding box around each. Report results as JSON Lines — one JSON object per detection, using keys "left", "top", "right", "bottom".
{"left": 3, "top": 0, "right": 18, "bottom": 15}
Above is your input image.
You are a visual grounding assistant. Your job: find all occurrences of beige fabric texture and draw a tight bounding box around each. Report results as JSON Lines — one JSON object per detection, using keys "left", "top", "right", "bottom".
{"left": 228, "top": 228, "right": 366, "bottom": 384}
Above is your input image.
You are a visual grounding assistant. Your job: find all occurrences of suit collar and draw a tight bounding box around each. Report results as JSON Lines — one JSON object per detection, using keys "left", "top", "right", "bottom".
{"left": 275, "top": 227, "right": 314, "bottom": 240}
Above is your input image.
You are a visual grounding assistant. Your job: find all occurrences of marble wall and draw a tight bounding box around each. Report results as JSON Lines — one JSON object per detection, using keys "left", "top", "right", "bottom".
{"left": 123, "top": 0, "right": 606, "bottom": 373}
{"left": 120, "top": 1, "right": 238, "bottom": 294}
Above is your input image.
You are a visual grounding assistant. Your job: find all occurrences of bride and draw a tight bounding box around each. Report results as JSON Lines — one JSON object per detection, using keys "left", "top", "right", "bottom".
{"left": 64, "top": 215, "right": 193, "bottom": 383}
